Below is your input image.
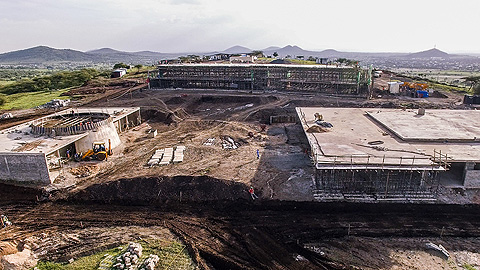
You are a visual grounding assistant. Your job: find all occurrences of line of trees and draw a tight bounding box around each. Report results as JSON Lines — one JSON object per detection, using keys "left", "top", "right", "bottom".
{"left": 0, "top": 69, "right": 100, "bottom": 95}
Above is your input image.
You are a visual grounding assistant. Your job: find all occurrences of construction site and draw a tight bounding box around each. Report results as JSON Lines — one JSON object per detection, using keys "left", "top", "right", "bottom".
{"left": 150, "top": 64, "right": 372, "bottom": 97}
{"left": 1, "top": 68, "right": 480, "bottom": 270}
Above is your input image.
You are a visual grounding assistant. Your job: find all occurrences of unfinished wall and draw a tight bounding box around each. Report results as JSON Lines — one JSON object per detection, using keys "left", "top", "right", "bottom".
{"left": 464, "top": 170, "right": 480, "bottom": 188}
{"left": 75, "top": 122, "right": 121, "bottom": 153}
{"left": 0, "top": 153, "right": 51, "bottom": 185}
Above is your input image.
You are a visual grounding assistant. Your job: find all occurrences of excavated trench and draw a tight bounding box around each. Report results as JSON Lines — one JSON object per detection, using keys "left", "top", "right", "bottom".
{"left": 3, "top": 177, "right": 480, "bottom": 270}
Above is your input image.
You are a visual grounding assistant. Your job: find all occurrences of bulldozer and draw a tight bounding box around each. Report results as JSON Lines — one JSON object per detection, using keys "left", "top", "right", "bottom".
{"left": 74, "top": 139, "right": 113, "bottom": 161}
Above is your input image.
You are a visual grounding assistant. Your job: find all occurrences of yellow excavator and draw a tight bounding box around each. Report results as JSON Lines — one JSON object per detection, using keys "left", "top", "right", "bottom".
{"left": 74, "top": 139, "right": 113, "bottom": 161}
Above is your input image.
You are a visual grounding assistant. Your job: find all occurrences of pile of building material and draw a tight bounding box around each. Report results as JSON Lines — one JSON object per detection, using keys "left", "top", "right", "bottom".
{"left": 173, "top": 146, "right": 185, "bottom": 163}
{"left": 147, "top": 146, "right": 185, "bottom": 167}
{"left": 112, "top": 242, "right": 143, "bottom": 270}
{"left": 159, "top": 147, "right": 174, "bottom": 166}
{"left": 147, "top": 149, "right": 164, "bottom": 166}
{"left": 222, "top": 136, "right": 238, "bottom": 149}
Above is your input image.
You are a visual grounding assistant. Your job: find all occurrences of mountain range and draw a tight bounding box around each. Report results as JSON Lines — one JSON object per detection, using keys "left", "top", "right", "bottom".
{"left": 0, "top": 45, "right": 476, "bottom": 66}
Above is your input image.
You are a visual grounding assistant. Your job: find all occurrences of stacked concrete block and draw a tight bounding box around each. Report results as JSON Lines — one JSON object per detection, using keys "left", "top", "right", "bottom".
{"left": 173, "top": 146, "right": 185, "bottom": 163}
{"left": 147, "top": 149, "right": 164, "bottom": 166}
{"left": 159, "top": 147, "right": 173, "bottom": 165}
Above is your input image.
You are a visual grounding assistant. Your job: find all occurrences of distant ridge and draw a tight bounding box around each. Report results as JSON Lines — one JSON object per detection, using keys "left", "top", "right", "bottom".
{"left": 406, "top": 48, "right": 450, "bottom": 58}
{"left": 0, "top": 45, "right": 93, "bottom": 63}
{"left": 222, "top": 45, "right": 252, "bottom": 54}
{"left": 87, "top": 48, "right": 124, "bottom": 55}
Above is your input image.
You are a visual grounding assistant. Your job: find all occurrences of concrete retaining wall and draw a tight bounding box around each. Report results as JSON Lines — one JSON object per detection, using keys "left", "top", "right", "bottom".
{"left": 75, "top": 122, "right": 121, "bottom": 153}
{"left": 0, "top": 153, "right": 51, "bottom": 185}
{"left": 464, "top": 170, "right": 480, "bottom": 188}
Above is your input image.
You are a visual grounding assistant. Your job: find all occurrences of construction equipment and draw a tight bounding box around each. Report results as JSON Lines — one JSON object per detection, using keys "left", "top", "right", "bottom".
{"left": 74, "top": 139, "right": 112, "bottom": 161}
{"left": 403, "top": 82, "right": 428, "bottom": 90}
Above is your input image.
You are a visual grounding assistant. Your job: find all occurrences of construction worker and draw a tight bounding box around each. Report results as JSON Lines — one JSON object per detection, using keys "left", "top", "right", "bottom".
{"left": 1, "top": 215, "right": 11, "bottom": 228}
{"left": 248, "top": 186, "right": 258, "bottom": 200}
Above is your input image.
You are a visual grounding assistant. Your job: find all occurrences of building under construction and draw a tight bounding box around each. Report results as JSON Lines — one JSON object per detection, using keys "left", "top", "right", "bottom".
{"left": 297, "top": 107, "right": 480, "bottom": 201}
{"left": 0, "top": 107, "right": 141, "bottom": 185}
{"left": 149, "top": 64, "right": 371, "bottom": 97}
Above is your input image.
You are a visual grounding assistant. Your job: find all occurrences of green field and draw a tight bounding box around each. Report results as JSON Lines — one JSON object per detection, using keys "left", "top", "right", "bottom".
{"left": 0, "top": 90, "right": 71, "bottom": 110}
{"left": 0, "top": 81, "right": 15, "bottom": 87}
{"left": 34, "top": 240, "right": 195, "bottom": 270}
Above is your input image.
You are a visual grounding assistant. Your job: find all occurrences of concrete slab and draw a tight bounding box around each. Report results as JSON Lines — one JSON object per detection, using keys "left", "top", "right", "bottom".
{"left": 296, "top": 107, "right": 480, "bottom": 168}
{"left": 366, "top": 109, "right": 480, "bottom": 142}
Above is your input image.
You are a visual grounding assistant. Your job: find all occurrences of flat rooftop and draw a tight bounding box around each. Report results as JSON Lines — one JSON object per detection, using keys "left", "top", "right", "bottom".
{"left": 0, "top": 107, "right": 140, "bottom": 155}
{"left": 296, "top": 108, "right": 480, "bottom": 169}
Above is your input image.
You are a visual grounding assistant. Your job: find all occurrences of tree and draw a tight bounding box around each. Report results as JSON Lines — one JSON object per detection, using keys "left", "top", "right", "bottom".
{"left": 250, "top": 50, "right": 264, "bottom": 57}
{"left": 113, "top": 63, "right": 129, "bottom": 69}
{"left": 0, "top": 95, "right": 6, "bottom": 106}
{"left": 273, "top": 51, "right": 278, "bottom": 58}
{"left": 474, "top": 83, "right": 480, "bottom": 95}
{"left": 464, "top": 76, "right": 480, "bottom": 90}
{"left": 307, "top": 56, "right": 316, "bottom": 62}
{"left": 134, "top": 64, "right": 143, "bottom": 69}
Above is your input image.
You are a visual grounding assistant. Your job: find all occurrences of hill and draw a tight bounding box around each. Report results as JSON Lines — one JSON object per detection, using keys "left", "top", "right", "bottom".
{"left": 0, "top": 46, "right": 93, "bottom": 64}
{"left": 405, "top": 48, "right": 450, "bottom": 58}
{"left": 222, "top": 46, "right": 252, "bottom": 54}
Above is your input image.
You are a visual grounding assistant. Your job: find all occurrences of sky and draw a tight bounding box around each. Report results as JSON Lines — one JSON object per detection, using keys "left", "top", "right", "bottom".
{"left": 1, "top": 0, "right": 479, "bottom": 54}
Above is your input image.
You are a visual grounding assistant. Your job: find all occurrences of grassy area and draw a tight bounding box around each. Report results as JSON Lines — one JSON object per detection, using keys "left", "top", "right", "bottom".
{"left": 124, "top": 66, "right": 156, "bottom": 79}
{"left": 285, "top": 59, "right": 317, "bottom": 65}
{"left": 33, "top": 240, "right": 196, "bottom": 270}
{"left": 0, "top": 90, "right": 71, "bottom": 110}
{"left": 0, "top": 80, "right": 15, "bottom": 87}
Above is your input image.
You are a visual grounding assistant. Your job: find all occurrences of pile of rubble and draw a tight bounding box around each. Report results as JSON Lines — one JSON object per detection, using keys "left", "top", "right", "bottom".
{"left": 38, "top": 99, "right": 70, "bottom": 109}
{"left": 139, "top": 254, "right": 160, "bottom": 270}
{"left": 112, "top": 243, "right": 142, "bottom": 270}
{"left": 69, "top": 165, "right": 98, "bottom": 178}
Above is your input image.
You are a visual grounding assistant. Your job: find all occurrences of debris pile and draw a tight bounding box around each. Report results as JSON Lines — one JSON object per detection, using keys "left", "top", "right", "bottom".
{"left": 138, "top": 254, "right": 160, "bottom": 270}
{"left": 113, "top": 242, "right": 143, "bottom": 270}
{"left": 0, "top": 113, "right": 13, "bottom": 119}
{"left": 425, "top": 242, "right": 449, "bottom": 260}
{"left": 69, "top": 165, "right": 98, "bottom": 178}
{"left": 203, "top": 138, "right": 216, "bottom": 146}
{"left": 38, "top": 99, "right": 70, "bottom": 109}
{"left": 222, "top": 136, "right": 238, "bottom": 149}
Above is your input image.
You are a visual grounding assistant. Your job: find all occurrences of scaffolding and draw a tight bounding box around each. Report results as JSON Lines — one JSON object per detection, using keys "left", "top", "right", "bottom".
{"left": 149, "top": 64, "right": 371, "bottom": 97}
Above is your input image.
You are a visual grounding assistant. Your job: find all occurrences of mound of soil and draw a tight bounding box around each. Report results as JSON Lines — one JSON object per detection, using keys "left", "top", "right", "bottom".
{"left": 0, "top": 183, "right": 42, "bottom": 202}
{"left": 69, "top": 176, "right": 251, "bottom": 204}
{"left": 165, "top": 96, "right": 186, "bottom": 104}
{"left": 0, "top": 242, "right": 17, "bottom": 257}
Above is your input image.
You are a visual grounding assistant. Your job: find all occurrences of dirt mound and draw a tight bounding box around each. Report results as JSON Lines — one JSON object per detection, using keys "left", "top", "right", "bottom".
{"left": 142, "top": 108, "right": 189, "bottom": 125}
{"left": 165, "top": 96, "right": 186, "bottom": 104}
{"left": 0, "top": 183, "right": 42, "bottom": 202}
{"left": 0, "top": 242, "right": 17, "bottom": 257}
{"left": 69, "top": 176, "right": 251, "bottom": 204}
{"left": 306, "top": 125, "right": 328, "bottom": 133}
{"left": 70, "top": 165, "right": 99, "bottom": 178}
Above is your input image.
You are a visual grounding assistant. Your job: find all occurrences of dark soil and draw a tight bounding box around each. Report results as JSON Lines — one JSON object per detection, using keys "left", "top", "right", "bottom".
{"left": 69, "top": 176, "right": 251, "bottom": 204}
